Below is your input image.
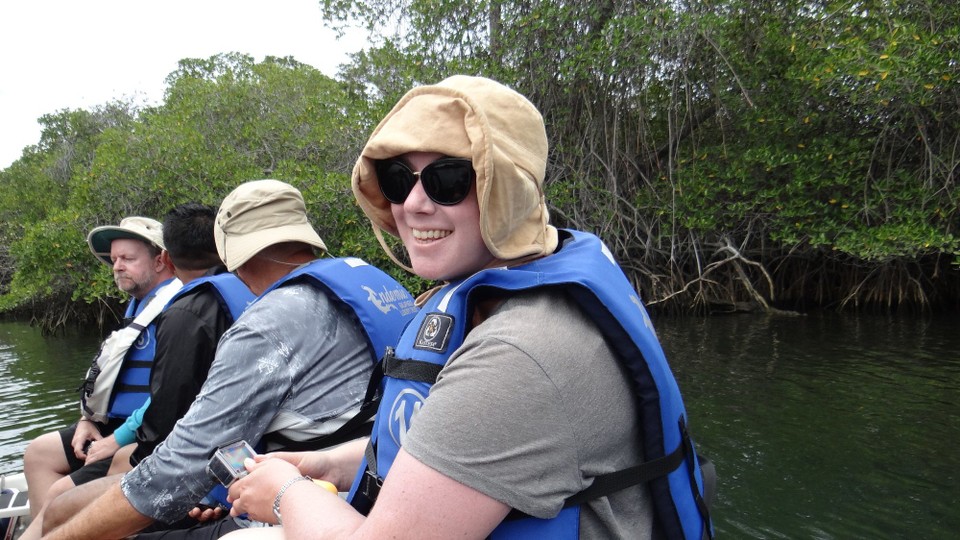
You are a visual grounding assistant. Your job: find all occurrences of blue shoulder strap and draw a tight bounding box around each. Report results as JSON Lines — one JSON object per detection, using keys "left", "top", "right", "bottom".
{"left": 169, "top": 272, "right": 255, "bottom": 323}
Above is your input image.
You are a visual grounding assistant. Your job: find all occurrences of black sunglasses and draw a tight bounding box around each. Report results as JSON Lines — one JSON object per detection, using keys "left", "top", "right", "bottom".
{"left": 375, "top": 157, "right": 475, "bottom": 206}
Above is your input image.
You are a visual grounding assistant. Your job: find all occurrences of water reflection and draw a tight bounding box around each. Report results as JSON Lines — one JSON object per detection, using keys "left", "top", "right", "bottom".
{"left": 0, "top": 314, "right": 957, "bottom": 538}
{"left": 0, "top": 321, "right": 100, "bottom": 475}
{"left": 656, "top": 312, "right": 960, "bottom": 539}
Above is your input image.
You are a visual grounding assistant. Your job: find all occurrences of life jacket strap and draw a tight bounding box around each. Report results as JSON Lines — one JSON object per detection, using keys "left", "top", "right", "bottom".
{"left": 502, "top": 416, "right": 713, "bottom": 536}
{"left": 351, "top": 467, "right": 381, "bottom": 515}
{"left": 264, "top": 418, "right": 374, "bottom": 452}
{"left": 679, "top": 418, "right": 714, "bottom": 540}
{"left": 349, "top": 441, "right": 382, "bottom": 515}
{"left": 382, "top": 348, "right": 444, "bottom": 384}
{"left": 563, "top": 437, "right": 687, "bottom": 510}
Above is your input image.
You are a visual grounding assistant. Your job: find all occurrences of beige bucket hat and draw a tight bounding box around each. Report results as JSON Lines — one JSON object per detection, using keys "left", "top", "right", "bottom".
{"left": 214, "top": 179, "right": 327, "bottom": 271}
{"left": 352, "top": 75, "right": 558, "bottom": 265}
{"left": 87, "top": 216, "right": 165, "bottom": 266}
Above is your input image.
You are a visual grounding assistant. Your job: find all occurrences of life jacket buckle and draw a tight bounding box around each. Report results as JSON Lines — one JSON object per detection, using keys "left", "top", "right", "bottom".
{"left": 360, "top": 469, "right": 383, "bottom": 500}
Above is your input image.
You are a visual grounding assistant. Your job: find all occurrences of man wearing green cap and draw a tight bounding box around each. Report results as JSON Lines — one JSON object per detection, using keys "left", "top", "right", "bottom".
{"left": 23, "top": 216, "right": 177, "bottom": 524}
{"left": 29, "top": 204, "right": 257, "bottom": 540}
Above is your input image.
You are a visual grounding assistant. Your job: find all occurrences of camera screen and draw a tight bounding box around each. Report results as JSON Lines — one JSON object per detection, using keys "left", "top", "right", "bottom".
{"left": 220, "top": 441, "right": 255, "bottom": 472}
{"left": 207, "top": 440, "right": 256, "bottom": 486}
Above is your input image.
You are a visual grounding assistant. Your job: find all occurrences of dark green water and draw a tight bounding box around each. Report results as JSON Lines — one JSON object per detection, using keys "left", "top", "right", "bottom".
{"left": 658, "top": 312, "right": 960, "bottom": 539}
{"left": 0, "top": 321, "right": 100, "bottom": 475}
{"left": 0, "top": 314, "right": 957, "bottom": 538}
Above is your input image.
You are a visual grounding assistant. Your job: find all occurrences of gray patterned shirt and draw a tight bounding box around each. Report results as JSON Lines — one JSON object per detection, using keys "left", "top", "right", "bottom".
{"left": 122, "top": 283, "right": 373, "bottom": 524}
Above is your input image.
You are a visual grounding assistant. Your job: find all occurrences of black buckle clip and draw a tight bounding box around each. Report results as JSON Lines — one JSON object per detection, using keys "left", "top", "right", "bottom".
{"left": 360, "top": 469, "right": 383, "bottom": 501}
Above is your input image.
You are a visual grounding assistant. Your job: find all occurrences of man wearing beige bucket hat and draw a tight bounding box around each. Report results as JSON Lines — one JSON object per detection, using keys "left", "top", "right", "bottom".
{"left": 23, "top": 216, "right": 176, "bottom": 527}
{"left": 222, "top": 76, "right": 713, "bottom": 539}
{"left": 45, "top": 180, "right": 416, "bottom": 539}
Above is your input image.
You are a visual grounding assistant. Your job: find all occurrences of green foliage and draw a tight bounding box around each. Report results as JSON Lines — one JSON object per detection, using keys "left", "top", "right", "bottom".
{"left": 670, "top": 0, "right": 960, "bottom": 265}
{"left": 318, "top": 0, "right": 960, "bottom": 309}
{"left": 0, "top": 53, "right": 375, "bottom": 322}
{"left": 2, "top": 2, "right": 958, "bottom": 318}
{"left": 0, "top": 209, "right": 112, "bottom": 311}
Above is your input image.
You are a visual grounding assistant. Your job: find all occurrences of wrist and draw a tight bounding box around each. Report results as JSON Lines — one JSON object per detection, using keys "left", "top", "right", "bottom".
{"left": 273, "top": 475, "right": 312, "bottom": 525}
{"left": 328, "top": 439, "right": 367, "bottom": 488}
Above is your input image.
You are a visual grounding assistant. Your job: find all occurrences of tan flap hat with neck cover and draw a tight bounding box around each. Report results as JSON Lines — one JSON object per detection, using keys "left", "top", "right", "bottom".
{"left": 352, "top": 75, "right": 558, "bottom": 267}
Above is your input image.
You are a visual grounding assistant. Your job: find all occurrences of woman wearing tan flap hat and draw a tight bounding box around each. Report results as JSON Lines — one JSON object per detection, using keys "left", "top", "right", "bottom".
{"left": 223, "top": 76, "right": 713, "bottom": 539}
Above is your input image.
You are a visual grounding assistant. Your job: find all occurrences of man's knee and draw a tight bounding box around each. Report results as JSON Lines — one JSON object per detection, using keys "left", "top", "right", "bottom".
{"left": 108, "top": 443, "right": 136, "bottom": 476}
{"left": 43, "top": 475, "right": 121, "bottom": 533}
{"left": 46, "top": 475, "right": 77, "bottom": 501}
{"left": 43, "top": 488, "right": 77, "bottom": 533}
{"left": 24, "top": 431, "right": 66, "bottom": 472}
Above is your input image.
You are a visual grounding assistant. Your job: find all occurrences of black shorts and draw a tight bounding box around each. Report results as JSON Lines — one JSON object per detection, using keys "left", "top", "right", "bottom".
{"left": 68, "top": 459, "right": 112, "bottom": 486}
{"left": 135, "top": 516, "right": 245, "bottom": 539}
{"left": 57, "top": 419, "right": 124, "bottom": 484}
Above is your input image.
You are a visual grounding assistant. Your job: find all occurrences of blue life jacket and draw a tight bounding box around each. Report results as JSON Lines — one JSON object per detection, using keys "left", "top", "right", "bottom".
{"left": 348, "top": 230, "right": 713, "bottom": 539}
{"left": 261, "top": 257, "right": 418, "bottom": 364}
{"left": 205, "top": 257, "right": 417, "bottom": 509}
{"left": 107, "top": 278, "right": 175, "bottom": 419}
{"left": 165, "top": 272, "right": 255, "bottom": 325}
{"left": 259, "top": 257, "right": 416, "bottom": 451}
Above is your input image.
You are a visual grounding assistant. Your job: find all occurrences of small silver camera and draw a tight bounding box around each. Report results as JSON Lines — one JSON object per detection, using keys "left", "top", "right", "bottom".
{"left": 206, "top": 439, "right": 257, "bottom": 487}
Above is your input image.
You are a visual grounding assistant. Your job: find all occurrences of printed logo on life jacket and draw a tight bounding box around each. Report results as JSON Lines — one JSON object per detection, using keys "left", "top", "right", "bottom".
{"left": 630, "top": 294, "right": 657, "bottom": 333}
{"left": 362, "top": 285, "right": 416, "bottom": 315}
{"left": 413, "top": 313, "right": 453, "bottom": 352}
{"left": 388, "top": 388, "right": 426, "bottom": 447}
{"left": 599, "top": 240, "right": 617, "bottom": 265}
{"left": 133, "top": 329, "right": 151, "bottom": 350}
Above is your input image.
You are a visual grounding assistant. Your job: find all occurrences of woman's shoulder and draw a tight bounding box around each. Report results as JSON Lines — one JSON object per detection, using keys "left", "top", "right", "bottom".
{"left": 471, "top": 289, "right": 602, "bottom": 356}
{"left": 491, "top": 288, "right": 587, "bottom": 325}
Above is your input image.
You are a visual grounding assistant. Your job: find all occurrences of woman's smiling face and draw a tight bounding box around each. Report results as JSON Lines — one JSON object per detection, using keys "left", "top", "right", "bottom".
{"left": 388, "top": 152, "right": 500, "bottom": 281}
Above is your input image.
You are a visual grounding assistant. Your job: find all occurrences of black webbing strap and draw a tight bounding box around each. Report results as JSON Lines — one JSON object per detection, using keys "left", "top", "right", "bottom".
{"left": 503, "top": 438, "right": 687, "bottom": 523}
{"left": 679, "top": 419, "right": 714, "bottom": 540}
{"left": 503, "top": 418, "right": 698, "bottom": 523}
{"left": 265, "top": 417, "right": 375, "bottom": 452}
{"left": 349, "top": 434, "right": 383, "bottom": 515}
{"left": 350, "top": 348, "right": 447, "bottom": 515}
{"left": 564, "top": 438, "right": 687, "bottom": 509}
{"left": 112, "top": 383, "right": 150, "bottom": 394}
{"left": 357, "top": 348, "right": 445, "bottom": 477}
{"left": 382, "top": 350, "right": 444, "bottom": 384}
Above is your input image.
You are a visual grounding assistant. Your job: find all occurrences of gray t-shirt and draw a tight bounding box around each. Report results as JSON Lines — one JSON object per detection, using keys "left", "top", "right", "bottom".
{"left": 403, "top": 290, "right": 654, "bottom": 539}
{"left": 122, "top": 282, "right": 373, "bottom": 523}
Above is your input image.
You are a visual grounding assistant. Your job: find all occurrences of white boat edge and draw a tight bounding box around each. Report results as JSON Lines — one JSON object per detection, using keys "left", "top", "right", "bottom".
{"left": 0, "top": 472, "right": 30, "bottom": 519}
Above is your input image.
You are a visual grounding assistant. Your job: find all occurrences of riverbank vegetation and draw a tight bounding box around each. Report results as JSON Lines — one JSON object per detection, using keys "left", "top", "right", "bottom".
{"left": 1, "top": 0, "right": 958, "bottom": 331}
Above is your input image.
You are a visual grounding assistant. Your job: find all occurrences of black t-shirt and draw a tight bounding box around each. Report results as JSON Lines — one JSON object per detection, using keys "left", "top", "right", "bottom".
{"left": 131, "top": 280, "right": 232, "bottom": 464}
